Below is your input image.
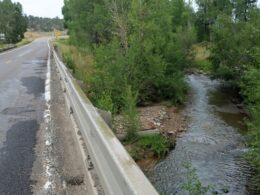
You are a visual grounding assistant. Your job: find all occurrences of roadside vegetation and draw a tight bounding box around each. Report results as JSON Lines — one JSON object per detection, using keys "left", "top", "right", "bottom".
{"left": 62, "top": 0, "right": 195, "bottom": 111}
{"left": 0, "top": 0, "right": 27, "bottom": 43}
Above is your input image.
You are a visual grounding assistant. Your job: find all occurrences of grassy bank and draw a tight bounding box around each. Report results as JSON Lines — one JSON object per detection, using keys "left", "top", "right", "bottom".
{"left": 55, "top": 39, "right": 93, "bottom": 93}
{"left": 125, "top": 134, "right": 173, "bottom": 172}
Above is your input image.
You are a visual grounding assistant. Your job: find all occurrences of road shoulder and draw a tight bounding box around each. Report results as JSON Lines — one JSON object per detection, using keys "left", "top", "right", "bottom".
{"left": 31, "top": 55, "right": 98, "bottom": 194}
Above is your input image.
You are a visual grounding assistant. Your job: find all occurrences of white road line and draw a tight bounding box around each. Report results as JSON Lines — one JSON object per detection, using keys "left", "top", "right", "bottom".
{"left": 43, "top": 41, "right": 55, "bottom": 192}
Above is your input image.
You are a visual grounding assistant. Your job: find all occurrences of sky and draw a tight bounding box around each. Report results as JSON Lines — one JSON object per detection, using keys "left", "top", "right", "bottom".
{"left": 12, "top": 0, "right": 260, "bottom": 19}
{"left": 12, "top": 0, "right": 64, "bottom": 18}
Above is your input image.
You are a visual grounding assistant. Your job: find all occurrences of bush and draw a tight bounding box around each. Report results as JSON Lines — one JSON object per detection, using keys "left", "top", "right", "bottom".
{"left": 122, "top": 86, "right": 139, "bottom": 141}
{"left": 96, "top": 91, "right": 114, "bottom": 114}
{"left": 137, "top": 135, "right": 171, "bottom": 157}
{"left": 194, "top": 59, "right": 213, "bottom": 72}
{"left": 182, "top": 162, "right": 212, "bottom": 194}
{"left": 63, "top": 54, "right": 76, "bottom": 74}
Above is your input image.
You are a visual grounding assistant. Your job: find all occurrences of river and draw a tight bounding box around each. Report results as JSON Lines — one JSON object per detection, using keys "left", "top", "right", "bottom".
{"left": 150, "top": 74, "right": 252, "bottom": 194}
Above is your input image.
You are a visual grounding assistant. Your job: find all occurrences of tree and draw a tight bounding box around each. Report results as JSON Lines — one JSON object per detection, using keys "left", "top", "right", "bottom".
{"left": 63, "top": 0, "right": 195, "bottom": 108}
{"left": 0, "top": 0, "right": 27, "bottom": 43}
{"left": 62, "top": 0, "right": 112, "bottom": 46}
{"left": 195, "top": 0, "right": 232, "bottom": 42}
{"left": 27, "top": 16, "right": 64, "bottom": 32}
{"left": 232, "top": 0, "right": 257, "bottom": 21}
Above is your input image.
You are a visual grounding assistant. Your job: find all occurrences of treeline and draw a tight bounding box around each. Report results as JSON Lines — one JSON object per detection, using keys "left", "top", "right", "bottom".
{"left": 27, "top": 15, "right": 64, "bottom": 32}
{"left": 195, "top": 0, "right": 260, "bottom": 190}
{"left": 63, "top": 0, "right": 196, "bottom": 112}
{"left": 0, "top": 0, "right": 27, "bottom": 43}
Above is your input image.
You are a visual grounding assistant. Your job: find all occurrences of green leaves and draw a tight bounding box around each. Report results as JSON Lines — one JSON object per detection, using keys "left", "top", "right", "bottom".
{"left": 122, "top": 86, "right": 139, "bottom": 141}
{"left": 27, "top": 16, "right": 64, "bottom": 32}
{"left": 209, "top": 5, "right": 260, "bottom": 192}
{"left": 137, "top": 135, "right": 171, "bottom": 157}
{"left": 0, "top": 0, "right": 27, "bottom": 43}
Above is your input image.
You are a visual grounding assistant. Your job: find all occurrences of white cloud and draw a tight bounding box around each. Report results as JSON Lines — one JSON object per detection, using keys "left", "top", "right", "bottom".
{"left": 12, "top": 0, "right": 64, "bottom": 18}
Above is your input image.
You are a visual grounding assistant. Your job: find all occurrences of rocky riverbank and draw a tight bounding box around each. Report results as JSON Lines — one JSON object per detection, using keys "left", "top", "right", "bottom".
{"left": 114, "top": 103, "right": 188, "bottom": 172}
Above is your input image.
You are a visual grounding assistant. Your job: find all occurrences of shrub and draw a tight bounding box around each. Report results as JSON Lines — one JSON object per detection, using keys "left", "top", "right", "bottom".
{"left": 96, "top": 91, "right": 114, "bottom": 114}
{"left": 122, "top": 86, "right": 139, "bottom": 141}
{"left": 182, "top": 162, "right": 212, "bottom": 194}
{"left": 137, "top": 134, "right": 171, "bottom": 157}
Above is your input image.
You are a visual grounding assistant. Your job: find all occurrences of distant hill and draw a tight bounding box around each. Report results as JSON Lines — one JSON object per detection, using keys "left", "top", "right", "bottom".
{"left": 27, "top": 15, "right": 64, "bottom": 32}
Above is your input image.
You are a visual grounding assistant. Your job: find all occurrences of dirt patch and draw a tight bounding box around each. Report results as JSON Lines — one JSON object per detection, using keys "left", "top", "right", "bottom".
{"left": 115, "top": 104, "right": 187, "bottom": 139}
{"left": 114, "top": 103, "right": 188, "bottom": 172}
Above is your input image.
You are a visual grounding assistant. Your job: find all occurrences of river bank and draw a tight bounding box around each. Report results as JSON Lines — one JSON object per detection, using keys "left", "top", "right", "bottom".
{"left": 114, "top": 104, "right": 188, "bottom": 172}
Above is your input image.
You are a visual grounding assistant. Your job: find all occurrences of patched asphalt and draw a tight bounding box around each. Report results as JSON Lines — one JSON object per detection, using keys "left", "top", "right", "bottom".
{"left": 0, "top": 38, "right": 49, "bottom": 194}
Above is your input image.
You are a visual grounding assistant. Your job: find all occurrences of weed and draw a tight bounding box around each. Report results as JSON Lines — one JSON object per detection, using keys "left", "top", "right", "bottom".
{"left": 181, "top": 162, "right": 213, "bottom": 195}
{"left": 123, "top": 86, "right": 139, "bottom": 141}
{"left": 137, "top": 135, "right": 171, "bottom": 158}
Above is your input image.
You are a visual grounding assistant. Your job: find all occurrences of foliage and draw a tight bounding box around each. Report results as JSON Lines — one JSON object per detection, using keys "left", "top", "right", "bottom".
{"left": 209, "top": 4, "right": 260, "bottom": 191}
{"left": 27, "top": 15, "right": 64, "bottom": 32}
{"left": 57, "top": 39, "right": 93, "bottom": 92}
{"left": 195, "top": 0, "right": 233, "bottom": 42}
{"left": 0, "top": 0, "right": 27, "bottom": 43}
{"left": 181, "top": 162, "right": 212, "bottom": 194}
{"left": 122, "top": 86, "right": 139, "bottom": 141}
{"left": 241, "top": 63, "right": 260, "bottom": 191}
{"left": 96, "top": 91, "right": 114, "bottom": 114}
{"left": 127, "top": 134, "right": 172, "bottom": 160}
{"left": 63, "top": 54, "right": 75, "bottom": 74}
{"left": 15, "top": 38, "right": 32, "bottom": 47}
{"left": 62, "top": 0, "right": 196, "bottom": 110}
{"left": 137, "top": 135, "right": 171, "bottom": 157}
{"left": 63, "top": 0, "right": 112, "bottom": 47}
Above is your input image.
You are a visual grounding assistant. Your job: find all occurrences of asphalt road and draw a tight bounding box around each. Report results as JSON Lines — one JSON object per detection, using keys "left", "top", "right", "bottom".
{"left": 0, "top": 38, "right": 49, "bottom": 194}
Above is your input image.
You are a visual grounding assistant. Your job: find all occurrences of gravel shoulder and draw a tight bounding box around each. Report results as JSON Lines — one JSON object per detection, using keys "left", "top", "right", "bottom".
{"left": 31, "top": 57, "right": 98, "bottom": 195}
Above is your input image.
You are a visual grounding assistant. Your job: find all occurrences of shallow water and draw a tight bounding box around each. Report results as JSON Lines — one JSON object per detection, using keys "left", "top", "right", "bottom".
{"left": 150, "top": 74, "right": 252, "bottom": 194}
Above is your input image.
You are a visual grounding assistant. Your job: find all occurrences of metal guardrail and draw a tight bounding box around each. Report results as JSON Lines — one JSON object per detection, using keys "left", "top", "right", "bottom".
{"left": 53, "top": 49, "right": 158, "bottom": 195}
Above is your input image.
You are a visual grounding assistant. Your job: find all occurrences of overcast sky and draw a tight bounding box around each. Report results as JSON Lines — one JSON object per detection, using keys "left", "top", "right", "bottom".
{"left": 12, "top": 0, "right": 64, "bottom": 18}
{"left": 12, "top": 0, "right": 260, "bottom": 19}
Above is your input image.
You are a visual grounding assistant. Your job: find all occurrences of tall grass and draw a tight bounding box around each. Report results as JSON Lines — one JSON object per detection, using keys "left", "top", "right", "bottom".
{"left": 56, "top": 39, "right": 93, "bottom": 92}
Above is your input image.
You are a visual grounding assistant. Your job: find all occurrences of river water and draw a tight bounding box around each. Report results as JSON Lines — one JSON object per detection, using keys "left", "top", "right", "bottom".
{"left": 150, "top": 74, "right": 252, "bottom": 194}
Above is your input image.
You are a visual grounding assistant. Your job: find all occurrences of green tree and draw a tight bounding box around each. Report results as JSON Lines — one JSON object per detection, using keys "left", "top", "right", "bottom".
{"left": 232, "top": 0, "right": 257, "bottom": 21}
{"left": 195, "top": 0, "right": 232, "bottom": 42}
{"left": 62, "top": 0, "right": 112, "bottom": 47}
{"left": 0, "top": 0, "right": 27, "bottom": 43}
{"left": 27, "top": 16, "right": 64, "bottom": 32}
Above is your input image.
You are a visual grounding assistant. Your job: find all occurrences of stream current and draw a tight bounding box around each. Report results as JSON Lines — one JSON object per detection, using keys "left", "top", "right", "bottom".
{"left": 151, "top": 74, "right": 252, "bottom": 194}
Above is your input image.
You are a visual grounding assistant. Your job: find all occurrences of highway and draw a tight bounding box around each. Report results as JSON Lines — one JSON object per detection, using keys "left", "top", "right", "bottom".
{"left": 0, "top": 38, "right": 49, "bottom": 194}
